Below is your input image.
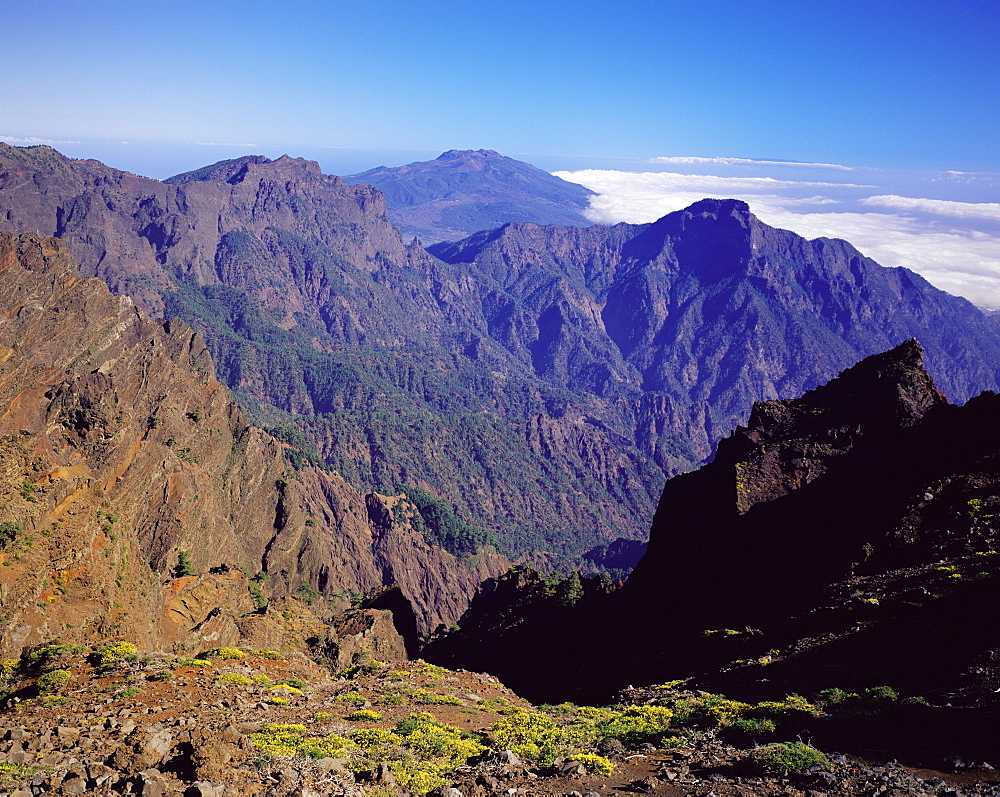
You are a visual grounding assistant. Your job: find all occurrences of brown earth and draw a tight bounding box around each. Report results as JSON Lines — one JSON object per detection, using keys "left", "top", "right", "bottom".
{"left": 0, "top": 230, "right": 508, "bottom": 659}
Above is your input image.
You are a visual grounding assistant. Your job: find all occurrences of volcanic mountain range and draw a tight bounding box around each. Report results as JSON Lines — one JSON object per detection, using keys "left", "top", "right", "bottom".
{"left": 3, "top": 142, "right": 1000, "bottom": 573}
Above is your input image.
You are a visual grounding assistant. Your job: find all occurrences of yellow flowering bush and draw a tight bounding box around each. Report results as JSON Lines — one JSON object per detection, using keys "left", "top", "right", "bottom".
{"left": 347, "top": 709, "right": 384, "bottom": 722}
{"left": 96, "top": 641, "right": 138, "bottom": 669}
{"left": 214, "top": 673, "right": 253, "bottom": 687}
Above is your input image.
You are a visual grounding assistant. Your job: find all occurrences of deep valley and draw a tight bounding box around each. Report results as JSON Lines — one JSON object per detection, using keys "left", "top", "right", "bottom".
{"left": 1, "top": 142, "right": 1000, "bottom": 796}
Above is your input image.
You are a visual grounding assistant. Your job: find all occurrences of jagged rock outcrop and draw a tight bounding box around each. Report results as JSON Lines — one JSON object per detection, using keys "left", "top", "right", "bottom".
{"left": 0, "top": 231, "right": 508, "bottom": 657}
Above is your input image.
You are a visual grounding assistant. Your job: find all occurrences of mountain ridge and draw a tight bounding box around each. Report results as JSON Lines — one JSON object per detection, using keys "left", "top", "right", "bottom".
{"left": 4, "top": 142, "right": 1000, "bottom": 572}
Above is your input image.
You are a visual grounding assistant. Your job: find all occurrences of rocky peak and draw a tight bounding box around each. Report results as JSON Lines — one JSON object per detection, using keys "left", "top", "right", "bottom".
{"left": 719, "top": 339, "right": 947, "bottom": 514}
{"left": 162, "top": 155, "right": 272, "bottom": 185}
{"left": 682, "top": 197, "right": 753, "bottom": 222}
{"left": 243, "top": 153, "right": 324, "bottom": 180}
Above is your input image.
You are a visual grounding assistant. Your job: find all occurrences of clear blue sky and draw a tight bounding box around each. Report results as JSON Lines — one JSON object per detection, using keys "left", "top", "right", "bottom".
{"left": 2, "top": 0, "right": 997, "bottom": 175}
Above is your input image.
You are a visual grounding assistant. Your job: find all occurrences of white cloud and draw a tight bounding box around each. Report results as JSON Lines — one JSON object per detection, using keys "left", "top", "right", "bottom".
{"left": 650, "top": 155, "right": 854, "bottom": 171}
{"left": 553, "top": 169, "right": 869, "bottom": 226}
{"left": 554, "top": 168, "right": 1000, "bottom": 310}
{"left": 751, "top": 207, "right": 1000, "bottom": 308}
{"left": 859, "top": 194, "right": 1000, "bottom": 222}
{"left": 1, "top": 135, "right": 82, "bottom": 145}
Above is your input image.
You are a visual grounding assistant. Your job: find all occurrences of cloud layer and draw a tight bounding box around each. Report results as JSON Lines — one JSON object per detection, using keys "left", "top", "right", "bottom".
{"left": 650, "top": 155, "right": 854, "bottom": 171}
{"left": 1, "top": 135, "right": 82, "bottom": 145}
{"left": 554, "top": 167, "right": 1000, "bottom": 310}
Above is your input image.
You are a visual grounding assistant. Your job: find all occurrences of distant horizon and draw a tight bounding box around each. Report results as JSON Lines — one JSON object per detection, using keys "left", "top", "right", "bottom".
{"left": 4, "top": 135, "right": 999, "bottom": 311}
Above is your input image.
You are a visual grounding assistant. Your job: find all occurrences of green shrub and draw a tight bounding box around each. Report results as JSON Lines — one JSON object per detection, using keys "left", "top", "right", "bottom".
{"left": 0, "top": 762, "right": 41, "bottom": 787}
{"left": 206, "top": 647, "right": 245, "bottom": 660}
{"left": 174, "top": 551, "right": 195, "bottom": 577}
{"left": 863, "top": 685, "right": 898, "bottom": 702}
{"left": 692, "top": 695, "right": 751, "bottom": 726}
{"left": 268, "top": 684, "right": 303, "bottom": 696}
{"left": 0, "top": 521, "right": 22, "bottom": 549}
{"left": 489, "top": 708, "right": 560, "bottom": 761}
{"left": 37, "top": 669, "right": 71, "bottom": 694}
{"left": 555, "top": 572, "right": 585, "bottom": 607}
{"left": 730, "top": 717, "right": 777, "bottom": 736}
{"left": 248, "top": 580, "right": 267, "bottom": 610}
{"left": 413, "top": 688, "right": 462, "bottom": 705}
{"left": 251, "top": 714, "right": 485, "bottom": 795}
{"left": 24, "top": 643, "right": 85, "bottom": 669}
{"left": 250, "top": 723, "right": 355, "bottom": 758}
{"left": 177, "top": 658, "right": 213, "bottom": 668}
{"left": 595, "top": 705, "right": 675, "bottom": 744}
{"left": 814, "top": 687, "right": 853, "bottom": 706}
{"left": 752, "top": 742, "right": 828, "bottom": 774}
{"left": 347, "top": 709, "right": 384, "bottom": 722}
{"left": 1, "top": 659, "right": 18, "bottom": 682}
{"left": 575, "top": 752, "right": 615, "bottom": 776}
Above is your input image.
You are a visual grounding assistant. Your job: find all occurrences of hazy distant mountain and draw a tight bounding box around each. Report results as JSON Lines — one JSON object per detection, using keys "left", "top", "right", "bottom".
{"left": 343, "top": 149, "right": 595, "bottom": 243}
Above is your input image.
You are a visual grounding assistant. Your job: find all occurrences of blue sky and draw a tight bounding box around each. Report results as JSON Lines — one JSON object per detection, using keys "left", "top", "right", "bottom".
{"left": 2, "top": 0, "right": 999, "bottom": 303}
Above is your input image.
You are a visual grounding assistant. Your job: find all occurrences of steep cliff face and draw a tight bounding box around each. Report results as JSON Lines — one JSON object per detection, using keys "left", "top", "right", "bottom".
{"left": 430, "top": 342, "right": 1000, "bottom": 712}
{"left": 0, "top": 231, "right": 507, "bottom": 658}
{"left": 625, "top": 339, "right": 952, "bottom": 624}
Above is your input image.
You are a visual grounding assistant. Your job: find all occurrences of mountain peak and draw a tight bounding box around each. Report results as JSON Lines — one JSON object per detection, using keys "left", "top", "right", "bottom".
{"left": 164, "top": 155, "right": 272, "bottom": 185}
{"left": 344, "top": 148, "right": 594, "bottom": 242}
{"left": 436, "top": 148, "right": 502, "bottom": 160}
{"left": 684, "top": 197, "right": 752, "bottom": 217}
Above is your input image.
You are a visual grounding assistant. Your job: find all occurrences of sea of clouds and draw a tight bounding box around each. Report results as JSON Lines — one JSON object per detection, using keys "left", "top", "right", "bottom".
{"left": 554, "top": 159, "right": 1000, "bottom": 310}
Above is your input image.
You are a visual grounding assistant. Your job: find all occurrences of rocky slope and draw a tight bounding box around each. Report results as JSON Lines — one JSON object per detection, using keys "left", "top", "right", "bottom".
{"left": 343, "top": 148, "right": 595, "bottom": 243}
{"left": 0, "top": 230, "right": 507, "bottom": 657}
{"left": 428, "top": 341, "right": 1000, "bottom": 748}
{"left": 4, "top": 645, "right": 998, "bottom": 796}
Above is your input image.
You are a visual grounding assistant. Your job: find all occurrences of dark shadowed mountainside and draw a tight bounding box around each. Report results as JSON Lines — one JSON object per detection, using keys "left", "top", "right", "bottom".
{"left": 428, "top": 341, "right": 1000, "bottom": 756}
{"left": 343, "top": 149, "right": 595, "bottom": 243}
